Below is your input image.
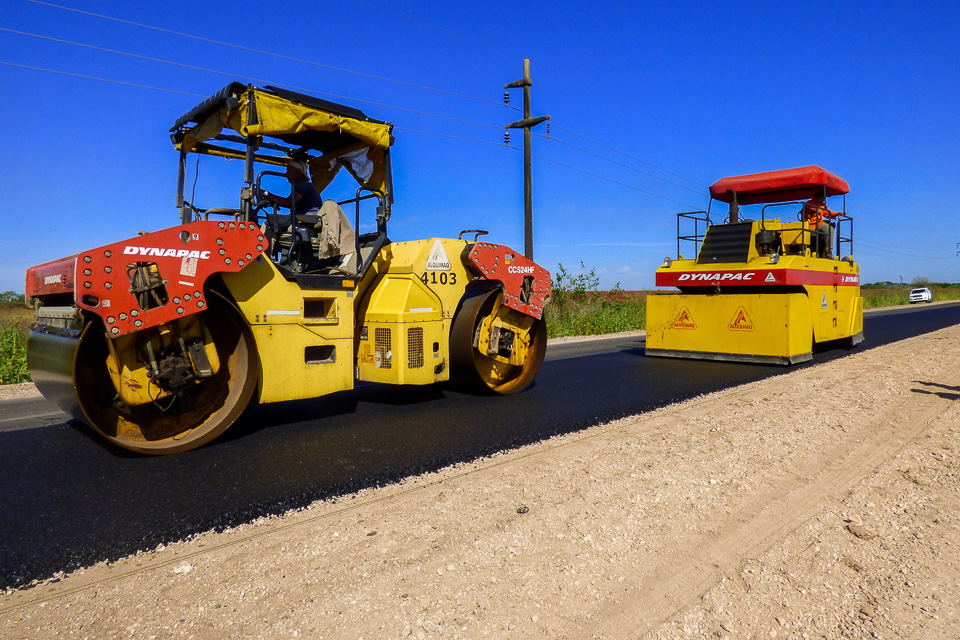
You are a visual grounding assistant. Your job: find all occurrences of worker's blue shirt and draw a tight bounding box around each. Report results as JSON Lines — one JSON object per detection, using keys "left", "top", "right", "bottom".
{"left": 294, "top": 179, "right": 323, "bottom": 216}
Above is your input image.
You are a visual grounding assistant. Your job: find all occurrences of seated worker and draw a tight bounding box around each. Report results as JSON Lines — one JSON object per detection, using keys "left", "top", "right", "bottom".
{"left": 259, "top": 158, "right": 323, "bottom": 266}
{"left": 261, "top": 158, "right": 323, "bottom": 230}
{"left": 802, "top": 193, "right": 839, "bottom": 258}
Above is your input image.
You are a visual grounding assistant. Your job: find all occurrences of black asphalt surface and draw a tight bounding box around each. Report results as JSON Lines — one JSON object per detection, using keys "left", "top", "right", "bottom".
{"left": 1, "top": 302, "right": 958, "bottom": 589}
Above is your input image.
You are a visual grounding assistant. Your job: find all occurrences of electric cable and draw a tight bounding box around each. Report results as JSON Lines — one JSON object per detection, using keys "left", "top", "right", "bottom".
{"left": 23, "top": 0, "right": 510, "bottom": 109}
{"left": 0, "top": 60, "right": 205, "bottom": 96}
{"left": 536, "top": 132, "right": 705, "bottom": 196}
{"left": 0, "top": 59, "right": 737, "bottom": 210}
{"left": 531, "top": 152, "right": 700, "bottom": 209}
{"left": 855, "top": 249, "right": 955, "bottom": 261}
{"left": 345, "top": 0, "right": 760, "bottom": 168}
{"left": 394, "top": 127, "right": 512, "bottom": 147}
{"left": 547, "top": 124, "right": 705, "bottom": 187}
{"left": 16, "top": 3, "right": 728, "bottom": 193}
{"left": 0, "top": 28, "right": 504, "bottom": 131}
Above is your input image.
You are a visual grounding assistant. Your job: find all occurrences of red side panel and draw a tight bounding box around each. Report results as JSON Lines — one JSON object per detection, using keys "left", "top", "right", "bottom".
{"left": 465, "top": 243, "right": 552, "bottom": 319}
{"left": 656, "top": 268, "right": 860, "bottom": 287}
{"left": 59, "top": 220, "right": 264, "bottom": 337}
{"left": 26, "top": 255, "right": 77, "bottom": 305}
{"left": 709, "top": 166, "right": 850, "bottom": 205}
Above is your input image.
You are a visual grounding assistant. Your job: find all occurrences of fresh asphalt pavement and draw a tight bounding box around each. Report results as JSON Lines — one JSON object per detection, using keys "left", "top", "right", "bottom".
{"left": 1, "top": 302, "right": 958, "bottom": 588}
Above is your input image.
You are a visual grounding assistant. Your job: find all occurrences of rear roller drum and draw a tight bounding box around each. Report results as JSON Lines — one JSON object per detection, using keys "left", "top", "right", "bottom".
{"left": 74, "top": 293, "right": 259, "bottom": 454}
{"left": 450, "top": 289, "right": 546, "bottom": 395}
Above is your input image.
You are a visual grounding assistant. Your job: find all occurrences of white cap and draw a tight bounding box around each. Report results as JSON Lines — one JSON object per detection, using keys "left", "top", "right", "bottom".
{"left": 287, "top": 158, "right": 309, "bottom": 176}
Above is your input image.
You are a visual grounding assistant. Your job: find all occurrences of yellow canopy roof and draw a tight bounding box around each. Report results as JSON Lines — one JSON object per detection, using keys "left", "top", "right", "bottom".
{"left": 172, "top": 83, "right": 394, "bottom": 195}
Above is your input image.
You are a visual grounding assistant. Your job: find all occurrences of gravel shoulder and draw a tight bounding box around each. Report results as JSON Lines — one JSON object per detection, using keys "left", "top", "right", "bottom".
{"left": 3, "top": 324, "right": 960, "bottom": 639}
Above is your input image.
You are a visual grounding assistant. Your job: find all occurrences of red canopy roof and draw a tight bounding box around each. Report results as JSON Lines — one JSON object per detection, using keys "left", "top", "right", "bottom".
{"left": 709, "top": 166, "right": 849, "bottom": 205}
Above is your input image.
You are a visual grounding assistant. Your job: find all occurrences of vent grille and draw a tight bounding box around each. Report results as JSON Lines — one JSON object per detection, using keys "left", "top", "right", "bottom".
{"left": 696, "top": 222, "right": 753, "bottom": 264}
{"left": 375, "top": 327, "right": 392, "bottom": 368}
{"left": 408, "top": 327, "right": 424, "bottom": 369}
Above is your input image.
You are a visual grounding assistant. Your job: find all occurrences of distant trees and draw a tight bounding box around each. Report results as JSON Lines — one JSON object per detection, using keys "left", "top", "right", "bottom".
{"left": 0, "top": 291, "right": 25, "bottom": 303}
{"left": 911, "top": 276, "right": 931, "bottom": 286}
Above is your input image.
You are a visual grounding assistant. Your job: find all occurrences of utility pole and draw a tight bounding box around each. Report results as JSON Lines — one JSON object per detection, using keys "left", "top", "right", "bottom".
{"left": 505, "top": 58, "right": 550, "bottom": 260}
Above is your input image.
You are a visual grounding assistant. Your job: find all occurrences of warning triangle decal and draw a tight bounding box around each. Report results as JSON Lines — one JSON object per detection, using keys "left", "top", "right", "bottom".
{"left": 765, "top": 272, "right": 776, "bottom": 283}
{"left": 821, "top": 292, "right": 828, "bottom": 309}
{"left": 727, "top": 306, "right": 755, "bottom": 332}
{"left": 425, "top": 239, "right": 452, "bottom": 271}
{"left": 673, "top": 306, "right": 697, "bottom": 330}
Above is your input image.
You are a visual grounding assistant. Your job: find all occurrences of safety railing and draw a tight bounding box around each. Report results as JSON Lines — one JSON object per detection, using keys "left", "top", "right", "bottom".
{"left": 676, "top": 210, "right": 710, "bottom": 259}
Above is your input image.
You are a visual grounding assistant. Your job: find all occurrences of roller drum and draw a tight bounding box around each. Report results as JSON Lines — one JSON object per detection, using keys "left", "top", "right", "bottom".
{"left": 26, "top": 328, "right": 83, "bottom": 421}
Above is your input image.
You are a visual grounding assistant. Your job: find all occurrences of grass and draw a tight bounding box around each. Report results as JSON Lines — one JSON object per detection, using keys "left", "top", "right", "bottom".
{"left": 861, "top": 286, "right": 960, "bottom": 308}
{"left": 0, "top": 302, "right": 32, "bottom": 385}
{"left": 545, "top": 263, "right": 647, "bottom": 338}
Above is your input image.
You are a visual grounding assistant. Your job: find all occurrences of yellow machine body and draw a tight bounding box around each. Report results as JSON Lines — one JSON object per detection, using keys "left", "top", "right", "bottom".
{"left": 220, "top": 238, "right": 499, "bottom": 402}
{"left": 647, "top": 219, "right": 863, "bottom": 364}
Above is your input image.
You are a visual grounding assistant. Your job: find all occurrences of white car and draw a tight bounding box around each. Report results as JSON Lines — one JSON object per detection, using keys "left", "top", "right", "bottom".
{"left": 909, "top": 287, "right": 933, "bottom": 303}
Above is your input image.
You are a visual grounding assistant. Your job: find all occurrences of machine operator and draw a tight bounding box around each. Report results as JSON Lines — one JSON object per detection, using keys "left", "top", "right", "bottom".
{"left": 261, "top": 158, "right": 356, "bottom": 271}
{"left": 802, "top": 193, "right": 839, "bottom": 259}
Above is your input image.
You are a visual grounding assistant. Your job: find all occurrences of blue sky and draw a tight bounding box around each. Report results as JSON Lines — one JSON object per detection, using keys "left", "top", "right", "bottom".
{"left": 2, "top": 0, "right": 959, "bottom": 293}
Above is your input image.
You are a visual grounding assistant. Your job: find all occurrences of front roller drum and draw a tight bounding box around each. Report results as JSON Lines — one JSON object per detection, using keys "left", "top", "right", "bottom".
{"left": 72, "top": 293, "right": 259, "bottom": 454}
{"left": 450, "top": 289, "right": 547, "bottom": 395}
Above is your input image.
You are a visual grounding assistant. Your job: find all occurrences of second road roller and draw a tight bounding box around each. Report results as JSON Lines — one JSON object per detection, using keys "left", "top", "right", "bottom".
{"left": 25, "top": 82, "right": 552, "bottom": 454}
{"left": 646, "top": 166, "right": 863, "bottom": 364}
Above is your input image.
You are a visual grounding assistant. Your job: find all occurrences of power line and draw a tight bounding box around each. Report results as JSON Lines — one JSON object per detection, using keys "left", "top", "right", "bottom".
{"left": 857, "top": 237, "right": 944, "bottom": 252}
{"left": 24, "top": 0, "right": 510, "bottom": 110}
{"left": 548, "top": 123, "right": 705, "bottom": 187}
{"left": 856, "top": 240, "right": 955, "bottom": 259}
{"left": 855, "top": 249, "right": 955, "bottom": 262}
{"left": 23, "top": 0, "right": 743, "bottom": 193}
{"left": 0, "top": 28, "right": 504, "bottom": 131}
{"left": 537, "top": 132, "right": 704, "bottom": 196}
{"left": 532, "top": 152, "right": 700, "bottom": 209}
{"left": 344, "top": 0, "right": 760, "bottom": 168}
{"left": 394, "top": 127, "right": 508, "bottom": 147}
{"left": 4, "top": 59, "right": 707, "bottom": 209}
{"left": 0, "top": 60, "right": 205, "bottom": 97}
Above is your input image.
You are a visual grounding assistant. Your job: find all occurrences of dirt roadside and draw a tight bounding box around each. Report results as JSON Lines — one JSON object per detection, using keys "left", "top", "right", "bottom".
{"left": 2, "top": 324, "right": 959, "bottom": 639}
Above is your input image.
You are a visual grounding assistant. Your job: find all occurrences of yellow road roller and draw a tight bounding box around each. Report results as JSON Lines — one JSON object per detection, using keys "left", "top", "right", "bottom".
{"left": 25, "top": 82, "right": 552, "bottom": 454}
{"left": 646, "top": 166, "right": 862, "bottom": 364}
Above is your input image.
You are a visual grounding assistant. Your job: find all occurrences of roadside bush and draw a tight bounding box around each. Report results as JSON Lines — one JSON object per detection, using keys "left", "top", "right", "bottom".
{"left": 546, "top": 262, "right": 646, "bottom": 337}
{"left": 0, "top": 324, "right": 29, "bottom": 385}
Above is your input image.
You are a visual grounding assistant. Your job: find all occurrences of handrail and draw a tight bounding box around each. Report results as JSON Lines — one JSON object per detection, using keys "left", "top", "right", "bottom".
{"left": 676, "top": 210, "right": 710, "bottom": 258}
{"left": 353, "top": 186, "right": 385, "bottom": 268}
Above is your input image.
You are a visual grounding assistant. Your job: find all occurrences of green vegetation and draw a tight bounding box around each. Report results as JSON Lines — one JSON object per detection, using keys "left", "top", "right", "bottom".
{"left": 0, "top": 325, "right": 29, "bottom": 385}
{"left": 545, "top": 263, "right": 646, "bottom": 338}
{"left": 861, "top": 286, "right": 960, "bottom": 308}
{"left": 0, "top": 299, "right": 32, "bottom": 385}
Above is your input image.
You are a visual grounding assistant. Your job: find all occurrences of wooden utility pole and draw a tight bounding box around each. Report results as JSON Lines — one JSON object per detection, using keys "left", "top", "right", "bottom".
{"left": 505, "top": 58, "right": 550, "bottom": 260}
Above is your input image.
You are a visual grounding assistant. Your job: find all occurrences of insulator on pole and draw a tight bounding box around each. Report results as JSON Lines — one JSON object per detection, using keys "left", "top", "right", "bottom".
{"left": 504, "top": 131, "right": 510, "bottom": 146}
{"left": 546, "top": 122, "right": 550, "bottom": 138}
{"left": 503, "top": 90, "right": 510, "bottom": 106}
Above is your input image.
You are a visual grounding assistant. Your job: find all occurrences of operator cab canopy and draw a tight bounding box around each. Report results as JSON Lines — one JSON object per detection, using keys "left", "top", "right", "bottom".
{"left": 169, "top": 82, "right": 395, "bottom": 204}
{"left": 709, "top": 165, "right": 849, "bottom": 206}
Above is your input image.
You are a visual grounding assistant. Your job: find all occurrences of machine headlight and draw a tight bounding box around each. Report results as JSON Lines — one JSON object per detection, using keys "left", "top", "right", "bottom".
{"left": 663, "top": 257, "right": 672, "bottom": 268}
{"left": 770, "top": 254, "right": 780, "bottom": 264}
